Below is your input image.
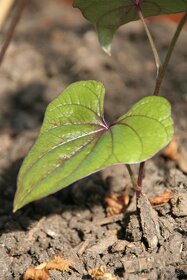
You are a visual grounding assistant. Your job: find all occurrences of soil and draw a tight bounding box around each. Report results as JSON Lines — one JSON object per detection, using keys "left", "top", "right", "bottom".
{"left": 0, "top": 1, "right": 187, "bottom": 279}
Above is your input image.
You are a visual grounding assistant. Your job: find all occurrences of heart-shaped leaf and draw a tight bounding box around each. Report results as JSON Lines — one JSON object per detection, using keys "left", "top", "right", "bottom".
{"left": 13, "top": 81, "right": 173, "bottom": 211}
{"left": 73, "top": 0, "right": 187, "bottom": 53}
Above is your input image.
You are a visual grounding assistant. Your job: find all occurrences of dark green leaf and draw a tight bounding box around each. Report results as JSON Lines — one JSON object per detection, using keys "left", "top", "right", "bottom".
{"left": 74, "top": 0, "right": 187, "bottom": 53}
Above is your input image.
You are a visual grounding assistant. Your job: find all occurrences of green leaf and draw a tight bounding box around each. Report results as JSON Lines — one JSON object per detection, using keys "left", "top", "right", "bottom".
{"left": 13, "top": 81, "right": 173, "bottom": 211}
{"left": 73, "top": 0, "right": 187, "bottom": 53}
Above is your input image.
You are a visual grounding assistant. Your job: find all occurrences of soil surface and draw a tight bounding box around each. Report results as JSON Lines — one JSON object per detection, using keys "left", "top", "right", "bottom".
{"left": 0, "top": 1, "right": 187, "bottom": 279}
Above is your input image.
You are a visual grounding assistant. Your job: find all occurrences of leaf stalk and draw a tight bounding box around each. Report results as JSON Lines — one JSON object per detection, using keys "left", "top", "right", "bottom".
{"left": 137, "top": 8, "right": 161, "bottom": 77}
{"left": 153, "top": 12, "right": 187, "bottom": 96}
{"left": 126, "top": 164, "right": 137, "bottom": 189}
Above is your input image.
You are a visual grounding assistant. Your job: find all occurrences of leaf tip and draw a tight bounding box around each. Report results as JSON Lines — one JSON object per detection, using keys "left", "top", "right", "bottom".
{"left": 13, "top": 205, "right": 18, "bottom": 213}
{"left": 13, "top": 193, "right": 23, "bottom": 213}
{"left": 102, "top": 44, "right": 111, "bottom": 56}
{"left": 13, "top": 199, "right": 19, "bottom": 213}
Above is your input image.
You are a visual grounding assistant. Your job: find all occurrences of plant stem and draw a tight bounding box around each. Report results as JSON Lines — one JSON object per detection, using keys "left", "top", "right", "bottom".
{"left": 136, "top": 161, "right": 145, "bottom": 204}
{"left": 153, "top": 12, "right": 187, "bottom": 96}
{"left": 126, "top": 164, "right": 137, "bottom": 189}
{"left": 0, "top": 0, "right": 15, "bottom": 31}
{"left": 137, "top": 8, "right": 161, "bottom": 76}
{"left": 0, "top": 0, "right": 27, "bottom": 67}
{"left": 135, "top": 11, "right": 187, "bottom": 208}
{"left": 132, "top": 3, "right": 155, "bottom": 209}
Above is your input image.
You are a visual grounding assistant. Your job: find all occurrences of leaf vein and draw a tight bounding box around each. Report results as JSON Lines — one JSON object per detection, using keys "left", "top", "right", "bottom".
{"left": 20, "top": 128, "right": 104, "bottom": 182}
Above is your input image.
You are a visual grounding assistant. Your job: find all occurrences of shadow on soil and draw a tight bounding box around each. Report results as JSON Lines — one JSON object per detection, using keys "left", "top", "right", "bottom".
{"left": 0, "top": 157, "right": 111, "bottom": 235}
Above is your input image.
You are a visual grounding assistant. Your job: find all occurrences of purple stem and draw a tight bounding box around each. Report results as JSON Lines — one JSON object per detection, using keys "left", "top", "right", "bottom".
{"left": 131, "top": 0, "right": 144, "bottom": 10}
{"left": 136, "top": 161, "right": 145, "bottom": 205}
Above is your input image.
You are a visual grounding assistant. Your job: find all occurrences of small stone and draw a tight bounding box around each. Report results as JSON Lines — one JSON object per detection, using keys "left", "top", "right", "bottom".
{"left": 121, "top": 255, "right": 155, "bottom": 273}
{"left": 87, "top": 235, "right": 117, "bottom": 254}
{"left": 167, "top": 233, "right": 183, "bottom": 263}
{"left": 159, "top": 216, "right": 175, "bottom": 240}
{"left": 111, "top": 240, "right": 129, "bottom": 253}
{"left": 171, "top": 193, "right": 187, "bottom": 217}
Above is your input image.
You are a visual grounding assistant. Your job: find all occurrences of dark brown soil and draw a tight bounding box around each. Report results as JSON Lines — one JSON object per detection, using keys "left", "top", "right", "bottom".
{"left": 0, "top": 1, "right": 187, "bottom": 279}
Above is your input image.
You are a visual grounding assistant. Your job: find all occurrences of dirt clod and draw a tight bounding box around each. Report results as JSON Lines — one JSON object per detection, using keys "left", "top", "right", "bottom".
{"left": 138, "top": 193, "right": 161, "bottom": 249}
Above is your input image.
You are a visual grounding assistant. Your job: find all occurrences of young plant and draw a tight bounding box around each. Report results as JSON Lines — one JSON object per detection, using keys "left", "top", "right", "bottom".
{"left": 13, "top": 0, "right": 187, "bottom": 212}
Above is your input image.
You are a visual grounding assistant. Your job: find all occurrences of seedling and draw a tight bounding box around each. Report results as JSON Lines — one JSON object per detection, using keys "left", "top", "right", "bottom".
{"left": 13, "top": 1, "right": 187, "bottom": 212}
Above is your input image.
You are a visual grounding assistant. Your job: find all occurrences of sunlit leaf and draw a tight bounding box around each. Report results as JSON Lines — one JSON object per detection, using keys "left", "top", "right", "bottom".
{"left": 13, "top": 81, "right": 173, "bottom": 211}
{"left": 73, "top": 0, "right": 187, "bottom": 53}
